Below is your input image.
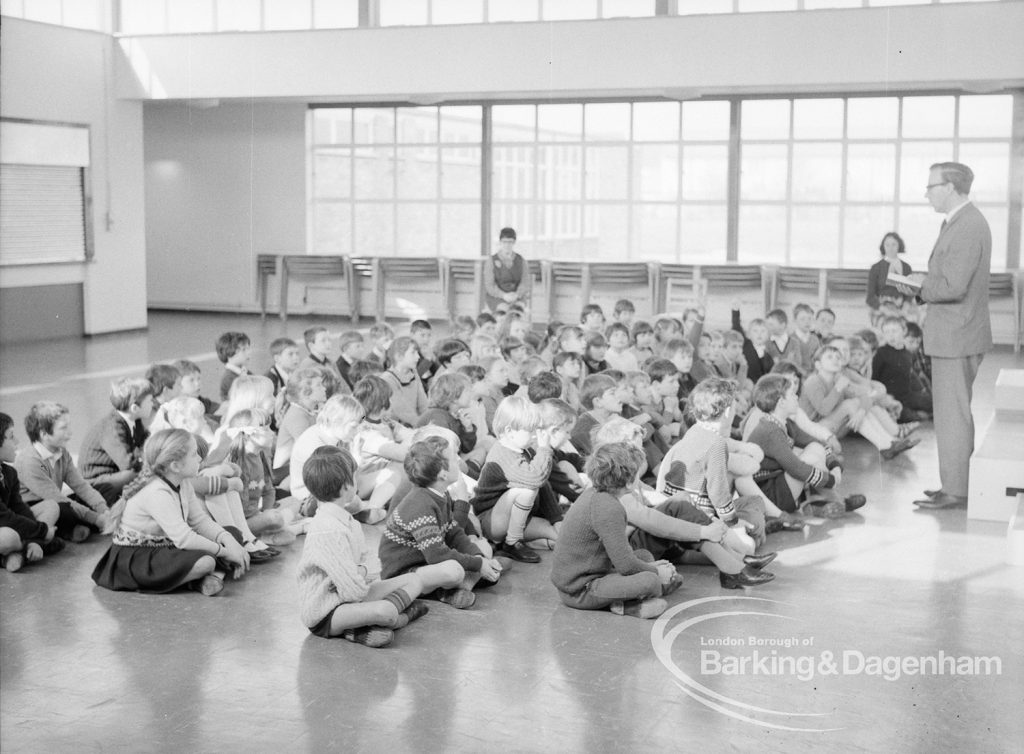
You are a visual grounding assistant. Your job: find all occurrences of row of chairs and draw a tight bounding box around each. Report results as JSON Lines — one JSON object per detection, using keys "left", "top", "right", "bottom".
{"left": 256, "top": 254, "right": 1022, "bottom": 352}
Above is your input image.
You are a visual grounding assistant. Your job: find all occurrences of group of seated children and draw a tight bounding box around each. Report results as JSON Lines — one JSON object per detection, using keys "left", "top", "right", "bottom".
{"left": 0, "top": 294, "right": 932, "bottom": 640}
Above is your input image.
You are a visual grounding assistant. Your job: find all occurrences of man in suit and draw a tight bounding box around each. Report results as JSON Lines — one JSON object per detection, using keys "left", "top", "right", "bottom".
{"left": 901, "top": 162, "right": 992, "bottom": 509}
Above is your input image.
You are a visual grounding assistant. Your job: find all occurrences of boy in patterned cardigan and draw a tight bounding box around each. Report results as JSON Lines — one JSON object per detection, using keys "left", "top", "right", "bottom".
{"left": 379, "top": 429, "right": 503, "bottom": 609}
{"left": 296, "top": 446, "right": 457, "bottom": 647}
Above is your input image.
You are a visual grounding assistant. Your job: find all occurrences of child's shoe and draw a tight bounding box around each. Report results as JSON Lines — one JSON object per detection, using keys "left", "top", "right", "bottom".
{"left": 496, "top": 539, "right": 540, "bottom": 563}
{"left": 341, "top": 626, "right": 394, "bottom": 648}
{"left": 70, "top": 525, "right": 91, "bottom": 543}
{"left": 719, "top": 567, "right": 775, "bottom": 589}
{"left": 437, "top": 588, "right": 477, "bottom": 609}
{"left": 610, "top": 597, "right": 667, "bottom": 619}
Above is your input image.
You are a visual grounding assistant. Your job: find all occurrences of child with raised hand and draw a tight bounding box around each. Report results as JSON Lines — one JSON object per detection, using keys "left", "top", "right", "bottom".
{"left": 92, "top": 428, "right": 250, "bottom": 596}
{"left": 298, "top": 446, "right": 443, "bottom": 647}
{"left": 215, "top": 331, "right": 252, "bottom": 402}
{"left": 79, "top": 377, "right": 155, "bottom": 504}
{"left": 380, "top": 336, "right": 428, "bottom": 427}
{"left": 16, "top": 402, "right": 110, "bottom": 542}
{"left": 0, "top": 412, "right": 59, "bottom": 572}
{"left": 730, "top": 304, "right": 775, "bottom": 384}
{"left": 551, "top": 442, "right": 681, "bottom": 620}
{"left": 470, "top": 396, "right": 561, "bottom": 563}
{"left": 350, "top": 376, "right": 415, "bottom": 520}
{"left": 266, "top": 337, "right": 301, "bottom": 397}
{"left": 379, "top": 431, "right": 504, "bottom": 609}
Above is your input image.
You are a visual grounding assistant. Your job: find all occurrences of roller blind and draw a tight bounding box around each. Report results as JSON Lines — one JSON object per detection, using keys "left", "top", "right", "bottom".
{"left": 0, "top": 164, "right": 87, "bottom": 265}
{"left": 0, "top": 120, "right": 90, "bottom": 266}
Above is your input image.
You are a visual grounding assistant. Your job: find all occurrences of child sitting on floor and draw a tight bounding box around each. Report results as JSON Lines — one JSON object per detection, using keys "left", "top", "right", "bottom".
{"left": 570, "top": 374, "right": 624, "bottom": 457}
{"left": 350, "top": 376, "right": 415, "bottom": 519}
{"left": 0, "top": 412, "right": 59, "bottom": 572}
{"left": 265, "top": 337, "right": 301, "bottom": 397}
{"left": 380, "top": 336, "right": 428, "bottom": 427}
{"left": 470, "top": 396, "right": 561, "bottom": 564}
{"left": 296, "top": 446, "right": 449, "bottom": 647}
{"left": 174, "top": 359, "right": 220, "bottom": 421}
{"left": 631, "top": 320, "right": 657, "bottom": 366}
{"left": 550, "top": 442, "right": 681, "bottom": 619}
{"left": 604, "top": 322, "right": 640, "bottom": 373}
{"left": 226, "top": 409, "right": 304, "bottom": 545}
{"left": 92, "top": 429, "right": 250, "bottom": 596}
{"left": 538, "top": 398, "right": 587, "bottom": 506}
{"left": 747, "top": 375, "right": 864, "bottom": 519}
{"left": 79, "top": 377, "right": 155, "bottom": 504}
{"left": 656, "top": 378, "right": 769, "bottom": 557}
{"left": 416, "top": 372, "right": 491, "bottom": 472}
{"left": 216, "top": 331, "right": 252, "bottom": 402}
{"left": 553, "top": 351, "right": 584, "bottom": 411}
{"left": 379, "top": 431, "right": 504, "bottom": 610}
{"left": 16, "top": 402, "right": 110, "bottom": 542}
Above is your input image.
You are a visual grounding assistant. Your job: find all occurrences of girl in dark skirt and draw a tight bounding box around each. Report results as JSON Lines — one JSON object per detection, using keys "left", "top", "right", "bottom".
{"left": 92, "top": 429, "right": 250, "bottom": 596}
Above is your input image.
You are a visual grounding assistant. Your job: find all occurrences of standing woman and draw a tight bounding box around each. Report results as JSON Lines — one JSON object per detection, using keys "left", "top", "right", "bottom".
{"left": 484, "top": 227, "right": 532, "bottom": 315}
{"left": 866, "top": 232, "right": 914, "bottom": 319}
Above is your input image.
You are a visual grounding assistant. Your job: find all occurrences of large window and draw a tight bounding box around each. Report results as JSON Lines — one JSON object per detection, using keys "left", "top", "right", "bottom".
{"left": 737, "top": 94, "right": 1014, "bottom": 267}
{"left": 310, "top": 94, "right": 1018, "bottom": 267}
{"left": 310, "top": 106, "right": 482, "bottom": 258}
{"left": 491, "top": 101, "right": 730, "bottom": 262}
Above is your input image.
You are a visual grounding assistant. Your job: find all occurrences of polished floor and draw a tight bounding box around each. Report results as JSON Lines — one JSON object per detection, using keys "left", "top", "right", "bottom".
{"left": 2, "top": 312, "right": 1023, "bottom": 753}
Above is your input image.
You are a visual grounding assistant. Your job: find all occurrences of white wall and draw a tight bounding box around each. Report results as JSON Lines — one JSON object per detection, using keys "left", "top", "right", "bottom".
{"left": 117, "top": 4, "right": 1024, "bottom": 102}
{"left": 0, "top": 18, "right": 147, "bottom": 335}
{"left": 144, "top": 101, "right": 306, "bottom": 309}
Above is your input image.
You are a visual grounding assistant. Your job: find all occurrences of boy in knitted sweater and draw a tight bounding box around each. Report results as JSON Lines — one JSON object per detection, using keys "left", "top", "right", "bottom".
{"left": 551, "top": 443, "right": 680, "bottom": 619}
{"left": 470, "top": 396, "right": 561, "bottom": 564}
{"left": 296, "top": 446, "right": 459, "bottom": 648}
{"left": 379, "top": 428, "right": 503, "bottom": 609}
{"left": 747, "top": 375, "right": 845, "bottom": 516}
{"left": 656, "top": 378, "right": 768, "bottom": 554}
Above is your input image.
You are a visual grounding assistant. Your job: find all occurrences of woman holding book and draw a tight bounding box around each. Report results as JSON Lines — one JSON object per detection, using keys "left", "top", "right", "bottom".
{"left": 866, "top": 232, "right": 914, "bottom": 314}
